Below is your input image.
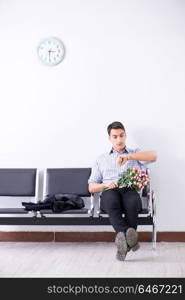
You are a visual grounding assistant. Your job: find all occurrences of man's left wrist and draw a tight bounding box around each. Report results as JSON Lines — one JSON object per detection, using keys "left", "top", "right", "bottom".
{"left": 127, "top": 154, "right": 131, "bottom": 160}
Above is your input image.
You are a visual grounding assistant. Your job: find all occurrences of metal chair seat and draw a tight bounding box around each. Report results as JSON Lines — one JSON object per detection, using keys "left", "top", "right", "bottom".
{"left": 99, "top": 208, "right": 150, "bottom": 215}
{"left": 39, "top": 208, "right": 89, "bottom": 214}
{"left": 0, "top": 208, "right": 29, "bottom": 214}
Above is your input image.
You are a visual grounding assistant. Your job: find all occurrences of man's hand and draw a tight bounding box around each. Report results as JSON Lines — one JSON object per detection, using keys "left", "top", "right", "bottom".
{"left": 117, "top": 154, "right": 129, "bottom": 166}
{"left": 103, "top": 181, "right": 118, "bottom": 190}
{"left": 89, "top": 182, "right": 118, "bottom": 193}
{"left": 117, "top": 151, "right": 157, "bottom": 165}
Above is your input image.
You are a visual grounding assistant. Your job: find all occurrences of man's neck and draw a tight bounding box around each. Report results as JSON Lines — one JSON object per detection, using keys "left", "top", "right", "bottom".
{"left": 112, "top": 146, "right": 126, "bottom": 153}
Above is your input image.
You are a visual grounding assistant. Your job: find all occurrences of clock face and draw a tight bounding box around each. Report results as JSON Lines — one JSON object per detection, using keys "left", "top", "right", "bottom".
{"left": 37, "top": 37, "right": 65, "bottom": 66}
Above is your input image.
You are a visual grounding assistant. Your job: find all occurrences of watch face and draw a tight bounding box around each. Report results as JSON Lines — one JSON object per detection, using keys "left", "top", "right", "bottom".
{"left": 37, "top": 37, "right": 65, "bottom": 66}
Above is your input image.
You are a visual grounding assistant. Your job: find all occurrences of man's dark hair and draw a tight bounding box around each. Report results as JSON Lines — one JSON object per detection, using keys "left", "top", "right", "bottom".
{"left": 107, "top": 121, "right": 125, "bottom": 135}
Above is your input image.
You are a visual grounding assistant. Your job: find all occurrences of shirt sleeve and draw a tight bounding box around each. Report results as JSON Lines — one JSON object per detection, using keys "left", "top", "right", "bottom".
{"left": 134, "top": 148, "right": 151, "bottom": 167}
{"left": 88, "top": 160, "right": 103, "bottom": 184}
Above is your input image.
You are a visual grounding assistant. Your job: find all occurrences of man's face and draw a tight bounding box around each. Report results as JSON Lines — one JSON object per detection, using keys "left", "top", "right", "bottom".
{"left": 109, "top": 129, "right": 126, "bottom": 152}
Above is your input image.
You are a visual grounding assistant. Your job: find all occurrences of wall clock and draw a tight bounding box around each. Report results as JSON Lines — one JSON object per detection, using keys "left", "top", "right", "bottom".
{"left": 37, "top": 37, "right": 65, "bottom": 66}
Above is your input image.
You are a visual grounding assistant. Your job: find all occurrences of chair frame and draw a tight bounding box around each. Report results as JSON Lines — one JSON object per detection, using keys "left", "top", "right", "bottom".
{"left": 0, "top": 168, "right": 39, "bottom": 222}
{"left": 0, "top": 167, "right": 157, "bottom": 249}
{"left": 38, "top": 168, "right": 94, "bottom": 219}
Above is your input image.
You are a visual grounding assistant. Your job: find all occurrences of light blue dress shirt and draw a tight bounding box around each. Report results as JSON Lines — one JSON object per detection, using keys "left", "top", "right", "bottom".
{"left": 88, "top": 147, "right": 149, "bottom": 184}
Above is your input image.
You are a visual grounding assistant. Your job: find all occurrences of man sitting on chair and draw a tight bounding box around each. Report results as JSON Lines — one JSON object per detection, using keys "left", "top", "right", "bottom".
{"left": 88, "top": 121, "right": 157, "bottom": 261}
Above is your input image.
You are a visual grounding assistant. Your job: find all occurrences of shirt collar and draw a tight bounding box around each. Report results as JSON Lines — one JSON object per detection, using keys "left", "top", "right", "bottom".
{"left": 109, "top": 146, "right": 129, "bottom": 155}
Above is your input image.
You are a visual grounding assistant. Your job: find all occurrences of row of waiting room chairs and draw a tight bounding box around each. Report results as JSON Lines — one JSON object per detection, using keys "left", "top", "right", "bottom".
{"left": 0, "top": 168, "right": 157, "bottom": 248}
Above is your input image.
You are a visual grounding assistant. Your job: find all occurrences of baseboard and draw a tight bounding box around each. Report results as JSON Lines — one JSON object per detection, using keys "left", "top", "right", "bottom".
{"left": 0, "top": 231, "right": 185, "bottom": 242}
{"left": 0, "top": 231, "right": 54, "bottom": 242}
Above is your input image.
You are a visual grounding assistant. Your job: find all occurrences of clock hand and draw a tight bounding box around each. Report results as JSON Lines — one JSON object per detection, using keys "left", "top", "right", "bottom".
{"left": 48, "top": 49, "right": 56, "bottom": 62}
{"left": 48, "top": 50, "right": 51, "bottom": 61}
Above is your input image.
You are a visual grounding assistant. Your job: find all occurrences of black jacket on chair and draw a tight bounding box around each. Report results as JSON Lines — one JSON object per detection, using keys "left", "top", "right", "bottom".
{"left": 22, "top": 194, "right": 85, "bottom": 212}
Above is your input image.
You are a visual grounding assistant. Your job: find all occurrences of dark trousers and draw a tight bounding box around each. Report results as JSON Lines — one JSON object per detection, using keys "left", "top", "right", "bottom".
{"left": 100, "top": 188, "right": 142, "bottom": 233}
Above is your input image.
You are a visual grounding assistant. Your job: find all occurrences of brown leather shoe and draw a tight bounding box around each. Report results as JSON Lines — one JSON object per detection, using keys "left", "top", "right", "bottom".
{"left": 115, "top": 232, "right": 128, "bottom": 261}
{"left": 131, "top": 243, "right": 140, "bottom": 251}
{"left": 126, "top": 228, "right": 139, "bottom": 251}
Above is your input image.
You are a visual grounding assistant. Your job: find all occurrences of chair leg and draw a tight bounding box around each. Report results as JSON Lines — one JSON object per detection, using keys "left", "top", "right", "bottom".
{"left": 152, "top": 220, "right": 157, "bottom": 250}
{"left": 151, "top": 191, "right": 157, "bottom": 250}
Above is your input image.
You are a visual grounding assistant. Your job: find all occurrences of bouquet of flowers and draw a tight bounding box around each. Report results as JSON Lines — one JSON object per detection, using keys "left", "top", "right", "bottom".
{"left": 117, "top": 168, "right": 149, "bottom": 191}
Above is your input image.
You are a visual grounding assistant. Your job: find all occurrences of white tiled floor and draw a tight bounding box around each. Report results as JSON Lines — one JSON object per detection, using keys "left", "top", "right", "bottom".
{"left": 0, "top": 242, "right": 185, "bottom": 277}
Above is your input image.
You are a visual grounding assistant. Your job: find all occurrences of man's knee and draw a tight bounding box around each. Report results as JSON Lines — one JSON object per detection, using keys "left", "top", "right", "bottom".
{"left": 101, "top": 189, "right": 121, "bottom": 210}
{"left": 123, "top": 191, "right": 142, "bottom": 209}
{"left": 124, "top": 190, "right": 140, "bottom": 200}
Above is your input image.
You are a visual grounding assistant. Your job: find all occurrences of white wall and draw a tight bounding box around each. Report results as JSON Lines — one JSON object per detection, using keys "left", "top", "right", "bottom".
{"left": 0, "top": 0, "right": 185, "bottom": 231}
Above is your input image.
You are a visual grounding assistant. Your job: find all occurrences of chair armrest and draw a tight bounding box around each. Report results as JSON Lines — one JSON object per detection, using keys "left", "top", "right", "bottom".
{"left": 89, "top": 192, "right": 101, "bottom": 217}
{"left": 151, "top": 190, "right": 156, "bottom": 218}
{"left": 144, "top": 168, "right": 155, "bottom": 216}
{"left": 89, "top": 193, "right": 97, "bottom": 216}
{"left": 96, "top": 193, "right": 101, "bottom": 217}
{"left": 146, "top": 170, "right": 156, "bottom": 217}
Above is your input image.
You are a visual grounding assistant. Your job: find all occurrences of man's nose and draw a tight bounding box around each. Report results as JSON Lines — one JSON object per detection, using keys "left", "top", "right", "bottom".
{"left": 117, "top": 138, "right": 122, "bottom": 143}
